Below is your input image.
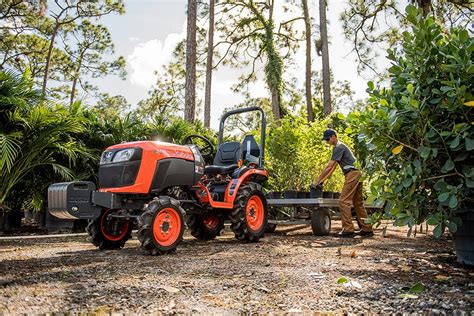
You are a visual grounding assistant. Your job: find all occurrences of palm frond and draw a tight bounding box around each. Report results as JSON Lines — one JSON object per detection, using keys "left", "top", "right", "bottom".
{"left": 0, "top": 132, "right": 23, "bottom": 173}
{"left": 50, "top": 163, "right": 75, "bottom": 181}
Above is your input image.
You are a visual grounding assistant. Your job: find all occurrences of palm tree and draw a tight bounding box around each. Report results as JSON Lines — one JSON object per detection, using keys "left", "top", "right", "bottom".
{"left": 0, "top": 71, "right": 89, "bottom": 205}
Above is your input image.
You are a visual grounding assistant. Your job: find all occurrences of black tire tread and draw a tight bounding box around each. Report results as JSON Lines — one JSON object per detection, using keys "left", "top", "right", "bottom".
{"left": 311, "top": 208, "right": 331, "bottom": 236}
{"left": 229, "top": 182, "right": 268, "bottom": 242}
{"left": 85, "top": 210, "right": 132, "bottom": 250}
{"left": 137, "top": 196, "right": 185, "bottom": 255}
{"left": 186, "top": 214, "right": 225, "bottom": 240}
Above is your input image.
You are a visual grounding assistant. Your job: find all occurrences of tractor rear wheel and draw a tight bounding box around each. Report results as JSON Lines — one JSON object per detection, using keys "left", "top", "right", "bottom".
{"left": 229, "top": 182, "right": 268, "bottom": 242}
{"left": 186, "top": 214, "right": 225, "bottom": 240}
{"left": 86, "top": 209, "right": 133, "bottom": 250}
{"left": 137, "top": 197, "right": 185, "bottom": 255}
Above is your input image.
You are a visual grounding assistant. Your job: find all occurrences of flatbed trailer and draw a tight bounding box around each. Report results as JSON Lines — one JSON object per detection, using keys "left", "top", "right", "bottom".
{"left": 266, "top": 197, "right": 383, "bottom": 235}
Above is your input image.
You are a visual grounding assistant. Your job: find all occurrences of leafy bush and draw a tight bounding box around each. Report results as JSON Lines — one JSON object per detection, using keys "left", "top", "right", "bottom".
{"left": 347, "top": 5, "right": 473, "bottom": 236}
{"left": 266, "top": 115, "right": 353, "bottom": 192}
{"left": 0, "top": 71, "right": 91, "bottom": 209}
{"left": 150, "top": 115, "right": 217, "bottom": 146}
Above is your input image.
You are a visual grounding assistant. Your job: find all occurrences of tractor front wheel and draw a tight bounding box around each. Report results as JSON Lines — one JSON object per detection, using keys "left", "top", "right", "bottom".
{"left": 137, "top": 197, "right": 185, "bottom": 255}
{"left": 230, "top": 182, "right": 268, "bottom": 242}
{"left": 186, "top": 214, "right": 225, "bottom": 240}
{"left": 86, "top": 208, "right": 133, "bottom": 250}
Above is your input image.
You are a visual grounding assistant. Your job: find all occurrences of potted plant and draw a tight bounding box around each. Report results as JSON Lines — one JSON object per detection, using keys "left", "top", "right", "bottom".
{"left": 347, "top": 6, "right": 473, "bottom": 264}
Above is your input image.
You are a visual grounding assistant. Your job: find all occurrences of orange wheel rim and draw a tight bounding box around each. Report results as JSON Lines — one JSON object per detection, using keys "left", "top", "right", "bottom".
{"left": 100, "top": 209, "right": 129, "bottom": 241}
{"left": 153, "top": 208, "right": 182, "bottom": 247}
{"left": 246, "top": 195, "right": 264, "bottom": 232}
{"left": 203, "top": 216, "right": 219, "bottom": 230}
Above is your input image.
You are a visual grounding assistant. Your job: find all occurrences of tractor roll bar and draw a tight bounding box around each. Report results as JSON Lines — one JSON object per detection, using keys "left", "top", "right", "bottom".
{"left": 218, "top": 106, "right": 266, "bottom": 168}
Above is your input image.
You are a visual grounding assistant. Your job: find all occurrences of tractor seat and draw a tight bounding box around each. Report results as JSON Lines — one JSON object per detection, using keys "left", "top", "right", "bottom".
{"left": 204, "top": 164, "right": 239, "bottom": 175}
{"left": 204, "top": 141, "right": 241, "bottom": 175}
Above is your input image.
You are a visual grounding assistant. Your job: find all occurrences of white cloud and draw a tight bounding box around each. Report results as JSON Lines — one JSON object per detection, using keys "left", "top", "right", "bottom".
{"left": 127, "top": 22, "right": 186, "bottom": 88}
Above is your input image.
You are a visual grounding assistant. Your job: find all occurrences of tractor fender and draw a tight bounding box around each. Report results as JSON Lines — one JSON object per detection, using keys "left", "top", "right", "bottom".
{"left": 225, "top": 169, "right": 268, "bottom": 203}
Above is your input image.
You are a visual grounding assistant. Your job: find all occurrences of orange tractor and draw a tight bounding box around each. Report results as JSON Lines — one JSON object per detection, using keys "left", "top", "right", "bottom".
{"left": 48, "top": 107, "right": 268, "bottom": 255}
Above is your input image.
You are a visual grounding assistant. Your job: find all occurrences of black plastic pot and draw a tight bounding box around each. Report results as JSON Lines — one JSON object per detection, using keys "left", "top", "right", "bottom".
{"left": 297, "top": 191, "right": 309, "bottom": 199}
{"left": 34, "top": 211, "right": 46, "bottom": 229}
{"left": 267, "top": 191, "right": 282, "bottom": 199}
{"left": 283, "top": 190, "right": 298, "bottom": 199}
{"left": 1, "top": 210, "right": 22, "bottom": 232}
{"left": 453, "top": 210, "right": 474, "bottom": 266}
{"left": 333, "top": 192, "right": 341, "bottom": 199}
{"left": 310, "top": 187, "right": 323, "bottom": 198}
{"left": 323, "top": 191, "right": 334, "bottom": 198}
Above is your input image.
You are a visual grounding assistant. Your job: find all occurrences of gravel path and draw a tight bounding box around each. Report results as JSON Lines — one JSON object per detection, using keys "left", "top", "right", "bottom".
{"left": 1, "top": 222, "right": 473, "bottom": 314}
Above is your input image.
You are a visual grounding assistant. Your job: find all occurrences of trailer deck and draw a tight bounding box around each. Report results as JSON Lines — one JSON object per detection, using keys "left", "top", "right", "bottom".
{"left": 265, "top": 196, "right": 383, "bottom": 235}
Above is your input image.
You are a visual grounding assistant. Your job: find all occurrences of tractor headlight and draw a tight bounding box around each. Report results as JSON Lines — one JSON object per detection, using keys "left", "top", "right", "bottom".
{"left": 112, "top": 148, "right": 136, "bottom": 163}
{"left": 100, "top": 151, "right": 114, "bottom": 165}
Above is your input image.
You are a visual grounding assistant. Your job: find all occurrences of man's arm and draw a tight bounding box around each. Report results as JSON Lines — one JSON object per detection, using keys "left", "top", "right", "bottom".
{"left": 314, "top": 160, "right": 338, "bottom": 186}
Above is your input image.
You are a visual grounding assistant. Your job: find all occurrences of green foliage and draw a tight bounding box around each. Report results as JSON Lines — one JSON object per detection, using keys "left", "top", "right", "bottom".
{"left": 213, "top": 0, "right": 303, "bottom": 119}
{"left": 136, "top": 61, "right": 186, "bottom": 120}
{"left": 1, "top": 0, "right": 125, "bottom": 100}
{"left": 95, "top": 93, "right": 130, "bottom": 120}
{"left": 65, "top": 20, "right": 127, "bottom": 104}
{"left": 340, "top": 0, "right": 472, "bottom": 75}
{"left": 0, "top": 71, "right": 91, "bottom": 208}
{"left": 266, "top": 114, "right": 353, "bottom": 191}
{"left": 346, "top": 6, "right": 473, "bottom": 235}
{"left": 150, "top": 115, "right": 217, "bottom": 146}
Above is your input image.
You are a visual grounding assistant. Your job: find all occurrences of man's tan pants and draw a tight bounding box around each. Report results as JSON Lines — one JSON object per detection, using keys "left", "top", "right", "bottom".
{"left": 339, "top": 170, "right": 373, "bottom": 233}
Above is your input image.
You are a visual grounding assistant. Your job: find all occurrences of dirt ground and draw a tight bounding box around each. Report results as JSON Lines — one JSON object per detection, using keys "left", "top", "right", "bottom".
{"left": 1, "top": 221, "right": 473, "bottom": 314}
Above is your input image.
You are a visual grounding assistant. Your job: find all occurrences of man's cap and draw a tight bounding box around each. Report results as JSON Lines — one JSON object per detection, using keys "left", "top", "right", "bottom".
{"left": 322, "top": 129, "right": 337, "bottom": 141}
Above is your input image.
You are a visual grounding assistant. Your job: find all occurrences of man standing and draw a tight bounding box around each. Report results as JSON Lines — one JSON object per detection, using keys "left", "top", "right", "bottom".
{"left": 313, "top": 129, "right": 373, "bottom": 237}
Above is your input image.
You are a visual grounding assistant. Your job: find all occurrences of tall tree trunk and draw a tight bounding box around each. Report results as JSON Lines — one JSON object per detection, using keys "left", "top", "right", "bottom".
{"left": 319, "top": 0, "right": 331, "bottom": 116}
{"left": 70, "top": 77, "right": 77, "bottom": 106}
{"left": 184, "top": 0, "right": 197, "bottom": 123}
{"left": 302, "top": 0, "right": 314, "bottom": 122}
{"left": 41, "top": 23, "right": 59, "bottom": 96}
{"left": 204, "top": 0, "right": 215, "bottom": 128}
{"left": 271, "top": 85, "right": 281, "bottom": 123}
{"left": 267, "top": 0, "right": 282, "bottom": 123}
{"left": 70, "top": 56, "right": 83, "bottom": 106}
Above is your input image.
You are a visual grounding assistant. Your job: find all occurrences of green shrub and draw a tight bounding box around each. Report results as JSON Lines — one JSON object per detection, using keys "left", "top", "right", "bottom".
{"left": 0, "top": 71, "right": 91, "bottom": 209}
{"left": 347, "top": 5, "right": 473, "bottom": 236}
{"left": 266, "top": 115, "right": 353, "bottom": 192}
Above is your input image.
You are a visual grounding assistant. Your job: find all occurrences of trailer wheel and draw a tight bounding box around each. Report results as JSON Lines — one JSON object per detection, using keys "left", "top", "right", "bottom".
{"left": 138, "top": 197, "right": 185, "bottom": 255}
{"left": 186, "top": 214, "right": 225, "bottom": 240}
{"left": 86, "top": 209, "right": 132, "bottom": 250}
{"left": 311, "top": 209, "right": 331, "bottom": 236}
{"left": 230, "top": 182, "right": 268, "bottom": 242}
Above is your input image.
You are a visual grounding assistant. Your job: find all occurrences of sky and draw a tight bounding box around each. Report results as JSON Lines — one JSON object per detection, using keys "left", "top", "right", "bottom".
{"left": 94, "top": 0, "right": 391, "bottom": 129}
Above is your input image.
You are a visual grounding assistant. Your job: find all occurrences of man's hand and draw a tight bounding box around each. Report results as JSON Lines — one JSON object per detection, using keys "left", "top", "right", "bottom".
{"left": 310, "top": 182, "right": 323, "bottom": 189}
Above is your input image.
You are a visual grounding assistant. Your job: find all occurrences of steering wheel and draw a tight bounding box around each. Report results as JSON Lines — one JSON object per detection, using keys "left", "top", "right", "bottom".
{"left": 182, "top": 134, "right": 215, "bottom": 161}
